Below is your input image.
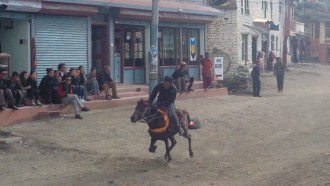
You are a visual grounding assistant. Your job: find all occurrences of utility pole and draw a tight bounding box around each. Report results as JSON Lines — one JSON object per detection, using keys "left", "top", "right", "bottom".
{"left": 149, "top": 0, "right": 159, "bottom": 95}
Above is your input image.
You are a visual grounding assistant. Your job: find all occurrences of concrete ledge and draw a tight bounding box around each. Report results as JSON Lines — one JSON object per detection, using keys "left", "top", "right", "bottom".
{"left": 176, "top": 87, "right": 228, "bottom": 100}
{"left": 0, "top": 83, "right": 228, "bottom": 127}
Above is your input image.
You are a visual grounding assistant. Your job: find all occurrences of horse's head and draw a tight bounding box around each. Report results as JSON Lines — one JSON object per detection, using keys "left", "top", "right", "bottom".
{"left": 130, "top": 99, "right": 149, "bottom": 123}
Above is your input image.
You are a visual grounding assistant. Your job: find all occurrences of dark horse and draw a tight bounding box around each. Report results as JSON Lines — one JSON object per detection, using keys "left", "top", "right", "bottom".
{"left": 130, "top": 99, "right": 193, "bottom": 162}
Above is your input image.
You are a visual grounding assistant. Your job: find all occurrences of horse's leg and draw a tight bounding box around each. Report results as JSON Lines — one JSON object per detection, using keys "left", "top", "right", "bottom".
{"left": 183, "top": 132, "right": 193, "bottom": 158}
{"left": 169, "top": 135, "right": 177, "bottom": 152}
{"left": 149, "top": 137, "right": 157, "bottom": 153}
{"left": 163, "top": 138, "right": 172, "bottom": 162}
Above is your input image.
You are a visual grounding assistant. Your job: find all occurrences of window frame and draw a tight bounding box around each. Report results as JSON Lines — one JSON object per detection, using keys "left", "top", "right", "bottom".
{"left": 241, "top": 34, "right": 248, "bottom": 61}
{"left": 123, "top": 26, "right": 145, "bottom": 68}
{"left": 262, "top": 1, "right": 268, "bottom": 18}
{"left": 241, "top": 0, "right": 250, "bottom": 15}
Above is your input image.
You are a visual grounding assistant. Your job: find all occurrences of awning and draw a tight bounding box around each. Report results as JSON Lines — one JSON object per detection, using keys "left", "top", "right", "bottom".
{"left": 42, "top": 0, "right": 223, "bottom": 17}
{"left": 253, "top": 18, "right": 270, "bottom": 23}
{"left": 117, "top": 8, "right": 216, "bottom": 24}
{"left": 0, "top": 0, "right": 41, "bottom": 13}
{"left": 253, "top": 19, "right": 280, "bottom": 31}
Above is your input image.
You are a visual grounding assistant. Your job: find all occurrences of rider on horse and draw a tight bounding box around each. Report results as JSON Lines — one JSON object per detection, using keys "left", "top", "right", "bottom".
{"left": 148, "top": 76, "right": 184, "bottom": 136}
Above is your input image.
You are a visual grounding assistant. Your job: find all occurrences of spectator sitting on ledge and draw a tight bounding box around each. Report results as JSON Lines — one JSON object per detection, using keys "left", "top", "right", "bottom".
{"left": 172, "top": 62, "right": 194, "bottom": 93}
{"left": 57, "top": 74, "right": 90, "bottom": 119}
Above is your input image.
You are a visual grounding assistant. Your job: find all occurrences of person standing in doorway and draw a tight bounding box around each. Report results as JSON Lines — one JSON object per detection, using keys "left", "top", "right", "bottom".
{"left": 201, "top": 52, "right": 213, "bottom": 91}
{"left": 251, "top": 60, "right": 261, "bottom": 97}
{"left": 274, "top": 57, "right": 286, "bottom": 93}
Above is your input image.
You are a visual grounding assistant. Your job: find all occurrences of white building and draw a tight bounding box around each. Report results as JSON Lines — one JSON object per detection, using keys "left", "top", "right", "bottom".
{"left": 208, "top": 0, "right": 286, "bottom": 74}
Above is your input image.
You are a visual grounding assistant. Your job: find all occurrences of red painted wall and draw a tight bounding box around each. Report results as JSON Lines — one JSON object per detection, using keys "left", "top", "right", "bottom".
{"left": 319, "top": 45, "right": 328, "bottom": 63}
{"left": 309, "top": 38, "right": 328, "bottom": 63}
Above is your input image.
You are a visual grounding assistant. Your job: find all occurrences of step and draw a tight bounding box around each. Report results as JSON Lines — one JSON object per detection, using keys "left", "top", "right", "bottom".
{"left": 191, "top": 81, "right": 204, "bottom": 90}
{"left": 0, "top": 105, "right": 64, "bottom": 127}
{"left": 39, "top": 111, "right": 61, "bottom": 120}
{"left": 176, "top": 87, "right": 228, "bottom": 100}
{"left": 84, "top": 95, "right": 148, "bottom": 110}
{"left": 0, "top": 85, "right": 227, "bottom": 127}
{"left": 88, "top": 91, "right": 147, "bottom": 100}
{"left": 116, "top": 85, "right": 149, "bottom": 93}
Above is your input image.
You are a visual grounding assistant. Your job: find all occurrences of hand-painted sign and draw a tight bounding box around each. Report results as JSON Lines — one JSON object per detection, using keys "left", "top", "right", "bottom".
{"left": 214, "top": 57, "right": 224, "bottom": 80}
{"left": 190, "top": 38, "right": 197, "bottom": 61}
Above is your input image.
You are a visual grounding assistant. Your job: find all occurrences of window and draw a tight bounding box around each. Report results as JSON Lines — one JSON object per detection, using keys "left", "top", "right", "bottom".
{"left": 123, "top": 27, "right": 145, "bottom": 67}
{"left": 183, "top": 29, "right": 200, "bottom": 65}
{"left": 276, "top": 37, "right": 279, "bottom": 50}
{"left": 241, "top": 0, "right": 250, "bottom": 15}
{"left": 158, "top": 27, "right": 200, "bottom": 66}
{"left": 242, "top": 34, "right": 248, "bottom": 61}
{"left": 270, "top": 2, "right": 273, "bottom": 19}
{"left": 262, "top": 1, "right": 268, "bottom": 18}
{"left": 325, "top": 22, "right": 330, "bottom": 38}
{"left": 158, "top": 28, "right": 180, "bottom": 66}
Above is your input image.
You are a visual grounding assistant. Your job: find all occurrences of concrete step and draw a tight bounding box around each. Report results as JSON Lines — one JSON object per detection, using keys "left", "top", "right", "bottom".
{"left": 116, "top": 84, "right": 149, "bottom": 93}
{"left": 89, "top": 91, "right": 147, "bottom": 100}
{"left": 176, "top": 87, "right": 228, "bottom": 101}
{"left": 0, "top": 83, "right": 227, "bottom": 127}
{"left": 84, "top": 95, "right": 148, "bottom": 110}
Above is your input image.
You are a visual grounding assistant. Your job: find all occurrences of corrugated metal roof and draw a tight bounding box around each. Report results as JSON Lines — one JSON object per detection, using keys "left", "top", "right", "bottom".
{"left": 41, "top": 0, "right": 223, "bottom": 16}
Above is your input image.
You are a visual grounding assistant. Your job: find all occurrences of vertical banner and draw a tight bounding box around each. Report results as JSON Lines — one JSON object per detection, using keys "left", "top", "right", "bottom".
{"left": 214, "top": 57, "right": 224, "bottom": 80}
{"left": 190, "top": 38, "right": 197, "bottom": 61}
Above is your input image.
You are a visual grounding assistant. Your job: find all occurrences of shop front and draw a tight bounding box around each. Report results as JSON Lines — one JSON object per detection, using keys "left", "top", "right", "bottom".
{"left": 158, "top": 25, "right": 204, "bottom": 81}
{"left": 0, "top": 0, "right": 41, "bottom": 74}
{"left": 112, "top": 4, "right": 219, "bottom": 85}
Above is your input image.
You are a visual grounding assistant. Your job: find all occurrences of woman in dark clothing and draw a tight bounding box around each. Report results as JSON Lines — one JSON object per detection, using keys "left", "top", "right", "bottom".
{"left": 26, "top": 70, "right": 42, "bottom": 106}
{"left": 70, "top": 67, "right": 85, "bottom": 102}
{"left": 78, "top": 65, "right": 90, "bottom": 101}
{"left": 19, "top": 71, "right": 31, "bottom": 105}
{"left": 38, "top": 68, "right": 59, "bottom": 104}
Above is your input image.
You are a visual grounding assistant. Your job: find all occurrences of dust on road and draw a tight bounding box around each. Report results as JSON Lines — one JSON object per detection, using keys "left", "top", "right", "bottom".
{"left": 1, "top": 63, "right": 330, "bottom": 186}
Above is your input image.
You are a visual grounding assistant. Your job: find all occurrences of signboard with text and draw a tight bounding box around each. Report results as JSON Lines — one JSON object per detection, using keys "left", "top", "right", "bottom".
{"left": 214, "top": 57, "right": 224, "bottom": 80}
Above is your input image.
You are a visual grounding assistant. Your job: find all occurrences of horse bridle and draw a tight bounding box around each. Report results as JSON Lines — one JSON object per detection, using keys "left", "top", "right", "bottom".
{"left": 136, "top": 106, "right": 160, "bottom": 123}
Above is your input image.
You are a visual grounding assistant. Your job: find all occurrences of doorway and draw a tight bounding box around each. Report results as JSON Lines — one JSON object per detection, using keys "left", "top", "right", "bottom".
{"left": 115, "top": 25, "right": 145, "bottom": 84}
{"left": 92, "top": 25, "right": 109, "bottom": 73}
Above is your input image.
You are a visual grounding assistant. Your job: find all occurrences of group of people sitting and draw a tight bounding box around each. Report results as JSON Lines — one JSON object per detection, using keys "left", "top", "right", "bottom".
{"left": 0, "top": 63, "right": 120, "bottom": 119}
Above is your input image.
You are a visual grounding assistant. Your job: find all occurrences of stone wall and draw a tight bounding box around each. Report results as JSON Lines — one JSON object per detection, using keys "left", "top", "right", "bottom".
{"left": 207, "top": 0, "right": 285, "bottom": 77}
{"left": 207, "top": 10, "right": 239, "bottom": 75}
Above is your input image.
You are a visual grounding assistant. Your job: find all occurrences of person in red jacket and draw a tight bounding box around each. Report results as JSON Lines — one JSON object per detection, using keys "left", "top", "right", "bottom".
{"left": 201, "top": 52, "right": 213, "bottom": 91}
{"left": 57, "top": 74, "right": 90, "bottom": 119}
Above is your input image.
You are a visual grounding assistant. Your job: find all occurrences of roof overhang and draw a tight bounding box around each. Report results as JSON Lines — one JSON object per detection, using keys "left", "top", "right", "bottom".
{"left": 117, "top": 8, "right": 215, "bottom": 24}
{"left": 253, "top": 19, "right": 279, "bottom": 31}
{"left": 41, "top": 0, "right": 223, "bottom": 17}
{"left": 0, "top": 0, "right": 41, "bottom": 13}
{"left": 253, "top": 18, "right": 271, "bottom": 23}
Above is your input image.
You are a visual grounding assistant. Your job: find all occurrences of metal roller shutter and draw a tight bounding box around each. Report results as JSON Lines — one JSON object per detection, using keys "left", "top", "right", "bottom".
{"left": 35, "top": 15, "right": 88, "bottom": 82}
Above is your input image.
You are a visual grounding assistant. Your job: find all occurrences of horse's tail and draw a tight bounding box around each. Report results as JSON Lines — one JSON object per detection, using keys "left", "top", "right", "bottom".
{"left": 187, "top": 112, "right": 191, "bottom": 125}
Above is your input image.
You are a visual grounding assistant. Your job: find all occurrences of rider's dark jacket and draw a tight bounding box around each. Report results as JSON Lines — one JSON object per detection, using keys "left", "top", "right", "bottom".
{"left": 149, "top": 82, "right": 177, "bottom": 108}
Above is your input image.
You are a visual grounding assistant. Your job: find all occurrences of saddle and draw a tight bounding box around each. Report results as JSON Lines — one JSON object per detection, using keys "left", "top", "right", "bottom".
{"left": 149, "top": 108, "right": 170, "bottom": 134}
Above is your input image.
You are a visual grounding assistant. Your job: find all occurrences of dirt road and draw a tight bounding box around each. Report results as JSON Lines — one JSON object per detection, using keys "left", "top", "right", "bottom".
{"left": 1, "top": 63, "right": 330, "bottom": 186}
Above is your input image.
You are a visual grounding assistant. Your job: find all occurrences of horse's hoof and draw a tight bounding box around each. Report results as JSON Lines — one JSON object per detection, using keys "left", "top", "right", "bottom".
{"left": 164, "top": 154, "right": 172, "bottom": 162}
{"left": 149, "top": 145, "right": 157, "bottom": 153}
{"left": 189, "top": 152, "right": 194, "bottom": 158}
